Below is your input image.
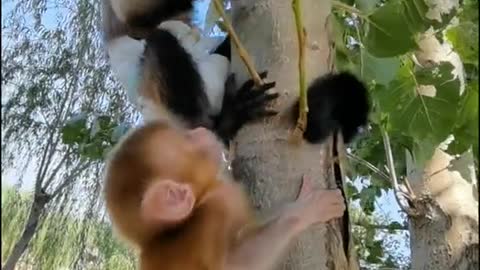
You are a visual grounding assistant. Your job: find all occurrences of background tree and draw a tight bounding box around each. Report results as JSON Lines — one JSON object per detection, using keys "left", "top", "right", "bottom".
{"left": 1, "top": 0, "right": 137, "bottom": 268}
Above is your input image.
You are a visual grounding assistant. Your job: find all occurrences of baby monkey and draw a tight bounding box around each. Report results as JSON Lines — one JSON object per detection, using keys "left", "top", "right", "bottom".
{"left": 104, "top": 122, "right": 345, "bottom": 270}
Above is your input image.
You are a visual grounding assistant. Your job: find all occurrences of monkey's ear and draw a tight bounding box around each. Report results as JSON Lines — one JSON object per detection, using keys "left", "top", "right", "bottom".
{"left": 141, "top": 179, "right": 196, "bottom": 224}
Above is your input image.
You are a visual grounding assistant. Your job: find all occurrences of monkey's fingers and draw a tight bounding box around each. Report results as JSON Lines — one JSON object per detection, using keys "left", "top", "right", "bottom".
{"left": 245, "top": 108, "right": 278, "bottom": 121}
{"left": 239, "top": 78, "right": 256, "bottom": 91}
{"left": 258, "top": 81, "right": 276, "bottom": 91}
{"left": 238, "top": 71, "right": 270, "bottom": 92}
{"left": 241, "top": 92, "right": 279, "bottom": 110}
{"left": 226, "top": 73, "right": 236, "bottom": 85}
{"left": 258, "top": 70, "right": 268, "bottom": 80}
{"left": 238, "top": 82, "right": 277, "bottom": 102}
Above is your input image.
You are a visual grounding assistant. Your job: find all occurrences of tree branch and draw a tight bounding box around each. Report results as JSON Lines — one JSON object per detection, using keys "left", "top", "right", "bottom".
{"left": 290, "top": 0, "right": 308, "bottom": 144}
{"left": 347, "top": 153, "right": 391, "bottom": 181}
{"left": 42, "top": 148, "right": 72, "bottom": 188}
{"left": 381, "top": 128, "right": 416, "bottom": 215}
{"left": 212, "top": 0, "right": 263, "bottom": 86}
{"left": 352, "top": 221, "right": 408, "bottom": 231}
{"left": 51, "top": 161, "right": 91, "bottom": 199}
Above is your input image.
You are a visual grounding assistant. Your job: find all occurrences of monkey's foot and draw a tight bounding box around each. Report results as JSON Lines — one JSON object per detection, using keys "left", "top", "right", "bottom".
{"left": 233, "top": 71, "right": 279, "bottom": 122}
{"left": 213, "top": 71, "right": 279, "bottom": 144}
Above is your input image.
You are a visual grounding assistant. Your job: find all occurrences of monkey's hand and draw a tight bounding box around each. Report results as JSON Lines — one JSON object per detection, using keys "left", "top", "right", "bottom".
{"left": 214, "top": 71, "right": 279, "bottom": 144}
{"left": 285, "top": 176, "right": 346, "bottom": 231}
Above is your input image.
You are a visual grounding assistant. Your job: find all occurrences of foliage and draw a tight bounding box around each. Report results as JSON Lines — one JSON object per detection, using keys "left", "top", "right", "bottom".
{"left": 1, "top": 185, "right": 32, "bottom": 262}
{"left": 1, "top": 0, "right": 137, "bottom": 268}
{"left": 1, "top": 185, "right": 136, "bottom": 269}
{"left": 332, "top": 0, "right": 477, "bottom": 268}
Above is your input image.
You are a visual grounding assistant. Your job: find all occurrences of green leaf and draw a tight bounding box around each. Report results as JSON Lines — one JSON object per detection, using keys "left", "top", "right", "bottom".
{"left": 459, "top": 0, "right": 478, "bottom": 23}
{"left": 364, "top": 0, "right": 431, "bottom": 57}
{"left": 90, "top": 115, "right": 114, "bottom": 142}
{"left": 339, "top": 0, "right": 355, "bottom": 5}
{"left": 446, "top": 23, "right": 479, "bottom": 67}
{"left": 367, "top": 240, "right": 384, "bottom": 263}
{"left": 346, "top": 182, "right": 359, "bottom": 198}
{"left": 355, "top": 0, "right": 381, "bottom": 14}
{"left": 360, "top": 50, "right": 400, "bottom": 86}
{"left": 387, "top": 221, "right": 404, "bottom": 233}
{"left": 448, "top": 81, "right": 479, "bottom": 156}
{"left": 412, "top": 137, "right": 437, "bottom": 167}
{"left": 61, "top": 113, "right": 88, "bottom": 145}
{"left": 359, "top": 187, "right": 377, "bottom": 214}
{"left": 378, "top": 61, "right": 461, "bottom": 146}
{"left": 80, "top": 142, "right": 105, "bottom": 161}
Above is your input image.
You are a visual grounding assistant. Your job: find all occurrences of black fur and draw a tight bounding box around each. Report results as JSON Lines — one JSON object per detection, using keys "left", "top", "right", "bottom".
{"left": 214, "top": 72, "right": 278, "bottom": 145}
{"left": 212, "top": 36, "right": 231, "bottom": 60}
{"left": 144, "top": 29, "right": 212, "bottom": 128}
{"left": 127, "top": 0, "right": 194, "bottom": 29}
{"left": 143, "top": 30, "right": 278, "bottom": 143}
{"left": 296, "top": 72, "right": 370, "bottom": 144}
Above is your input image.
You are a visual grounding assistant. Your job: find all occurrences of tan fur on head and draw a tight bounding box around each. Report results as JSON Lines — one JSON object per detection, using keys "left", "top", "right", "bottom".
{"left": 110, "top": 0, "right": 155, "bottom": 23}
{"left": 104, "top": 121, "right": 220, "bottom": 246}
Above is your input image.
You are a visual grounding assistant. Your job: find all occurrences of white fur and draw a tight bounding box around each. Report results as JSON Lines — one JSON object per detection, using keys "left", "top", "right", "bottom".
{"left": 108, "top": 36, "right": 145, "bottom": 106}
{"left": 109, "top": 20, "right": 230, "bottom": 119}
{"left": 159, "top": 20, "right": 230, "bottom": 115}
{"left": 196, "top": 54, "right": 230, "bottom": 114}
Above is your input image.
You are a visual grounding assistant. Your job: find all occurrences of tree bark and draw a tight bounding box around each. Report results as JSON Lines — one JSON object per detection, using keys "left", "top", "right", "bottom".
{"left": 407, "top": 29, "right": 479, "bottom": 270}
{"left": 407, "top": 147, "right": 479, "bottom": 270}
{"left": 2, "top": 194, "right": 50, "bottom": 270}
{"left": 230, "top": 1, "right": 358, "bottom": 269}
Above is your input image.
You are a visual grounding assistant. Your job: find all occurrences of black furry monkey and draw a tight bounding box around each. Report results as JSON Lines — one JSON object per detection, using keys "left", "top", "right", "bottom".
{"left": 103, "top": 0, "right": 369, "bottom": 145}
{"left": 102, "top": 0, "right": 278, "bottom": 145}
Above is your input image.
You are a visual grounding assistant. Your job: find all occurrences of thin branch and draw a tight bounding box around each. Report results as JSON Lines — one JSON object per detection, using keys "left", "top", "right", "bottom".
{"left": 347, "top": 153, "right": 391, "bottom": 181}
{"left": 381, "top": 128, "right": 415, "bottom": 215}
{"left": 290, "top": 0, "right": 308, "bottom": 144}
{"left": 42, "top": 148, "right": 72, "bottom": 188}
{"left": 352, "top": 221, "right": 408, "bottom": 231}
{"left": 331, "top": 0, "right": 391, "bottom": 37}
{"left": 212, "top": 0, "right": 263, "bottom": 86}
{"left": 51, "top": 161, "right": 91, "bottom": 199}
{"left": 35, "top": 78, "right": 76, "bottom": 190}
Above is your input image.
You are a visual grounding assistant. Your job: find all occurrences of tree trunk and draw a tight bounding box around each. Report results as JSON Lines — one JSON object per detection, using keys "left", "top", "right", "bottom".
{"left": 407, "top": 30, "right": 479, "bottom": 270}
{"left": 407, "top": 147, "right": 479, "bottom": 270}
{"left": 230, "top": 1, "right": 358, "bottom": 269}
{"left": 2, "top": 194, "right": 49, "bottom": 270}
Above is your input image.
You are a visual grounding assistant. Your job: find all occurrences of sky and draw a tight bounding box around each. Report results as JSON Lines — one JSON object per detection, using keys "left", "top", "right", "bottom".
{"left": 1, "top": 0, "right": 410, "bottom": 265}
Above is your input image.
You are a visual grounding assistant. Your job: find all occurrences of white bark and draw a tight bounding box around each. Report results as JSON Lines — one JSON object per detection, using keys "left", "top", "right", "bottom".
{"left": 407, "top": 147, "right": 479, "bottom": 270}
{"left": 407, "top": 22, "right": 479, "bottom": 269}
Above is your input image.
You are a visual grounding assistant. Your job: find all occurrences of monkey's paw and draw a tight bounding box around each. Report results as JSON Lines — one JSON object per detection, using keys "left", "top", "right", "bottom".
{"left": 214, "top": 71, "right": 279, "bottom": 143}
{"left": 231, "top": 71, "right": 279, "bottom": 123}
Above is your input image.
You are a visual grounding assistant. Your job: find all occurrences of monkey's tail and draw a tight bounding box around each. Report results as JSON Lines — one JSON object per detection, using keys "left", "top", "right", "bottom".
{"left": 296, "top": 71, "right": 370, "bottom": 145}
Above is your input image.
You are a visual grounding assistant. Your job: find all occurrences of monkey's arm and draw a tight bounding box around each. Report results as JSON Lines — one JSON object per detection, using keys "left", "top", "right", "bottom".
{"left": 224, "top": 206, "right": 304, "bottom": 270}
{"left": 224, "top": 177, "right": 345, "bottom": 270}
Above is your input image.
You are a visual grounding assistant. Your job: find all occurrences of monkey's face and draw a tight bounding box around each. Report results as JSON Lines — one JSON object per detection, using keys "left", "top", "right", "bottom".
{"left": 144, "top": 126, "right": 220, "bottom": 198}
{"left": 186, "top": 127, "right": 223, "bottom": 166}
{"left": 104, "top": 122, "right": 221, "bottom": 244}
